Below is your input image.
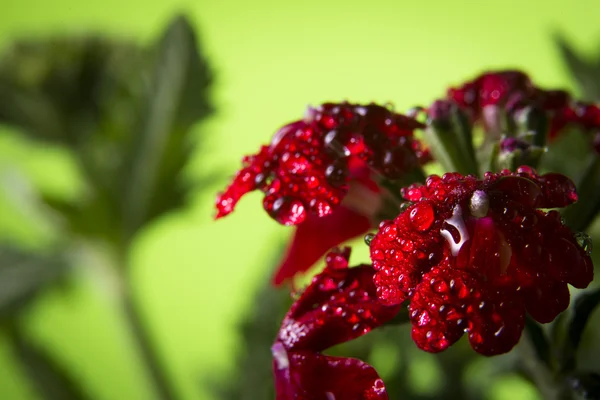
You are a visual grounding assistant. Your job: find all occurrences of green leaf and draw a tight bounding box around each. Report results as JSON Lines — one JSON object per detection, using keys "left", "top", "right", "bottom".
{"left": 5, "top": 322, "right": 90, "bottom": 400}
{"left": 555, "top": 35, "right": 600, "bottom": 102}
{"left": 120, "top": 14, "right": 213, "bottom": 239}
{"left": 566, "top": 371, "right": 600, "bottom": 400}
{"left": 424, "top": 103, "right": 479, "bottom": 176}
{"left": 554, "top": 289, "right": 600, "bottom": 374}
{"left": 524, "top": 317, "right": 551, "bottom": 367}
{"left": 206, "top": 279, "right": 291, "bottom": 400}
{"left": 0, "top": 36, "right": 144, "bottom": 145}
{"left": 0, "top": 245, "right": 70, "bottom": 319}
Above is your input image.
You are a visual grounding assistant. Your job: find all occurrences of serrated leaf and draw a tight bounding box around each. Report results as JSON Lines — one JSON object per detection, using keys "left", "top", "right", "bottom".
{"left": 120, "top": 14, "right": 213, "bottom": 239}
{"left": 5, "top": 322, "right": 90, "bottom": 400}
{"left": 0, "top": 36, "right": 144, "bottom": 145}
{"left": 0, "top": 245, "right": 70, "bottom": 319}
{"left": 555, "top": 35, "right": 600, "bottom": 102}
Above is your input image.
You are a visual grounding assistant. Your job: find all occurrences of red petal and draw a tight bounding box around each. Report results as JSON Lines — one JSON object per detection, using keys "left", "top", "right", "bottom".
{"left": 272, "top": 344, "right": 388, "bottom": 400}
{"left": 277, "top": 249, "right": 400, "bottom": 352}
{"left": 524, "top": 278, "right": 570, "bottom": 324}
{"left": 273, "top": 206, "right": 371, "bottom": 285}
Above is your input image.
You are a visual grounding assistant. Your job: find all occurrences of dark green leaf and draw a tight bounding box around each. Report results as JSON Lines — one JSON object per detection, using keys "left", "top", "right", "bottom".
{"left": 524, "top": 317, "right": 551, "bottom": 367}
{"left": 569, "top": 289, "right": 600, "bottom": 352}
{"left": 206, "top": 282, "right": 291, "bottom": 400}
{"left": 120, "top": 14, "right": 213, "bottom": 239}
{"left": 0, "top": 36, "right": 144, "bottom": 145}
{"left": 554, "top": 289, "right": 600, "bottom": 373}
{"left": 424, "top": 103, "right": 479, "bottom": 176}
{"left": 5, "top": 322, "right": 90, "bottom": 400}
{"left": 0, "top": 245, "right": 70, "bottom": 319}
{"left": 555, "top": 35, "right": 600, "bottom": 102}
{"left": 567, "top": 372, "right": 600, "bottom": 400}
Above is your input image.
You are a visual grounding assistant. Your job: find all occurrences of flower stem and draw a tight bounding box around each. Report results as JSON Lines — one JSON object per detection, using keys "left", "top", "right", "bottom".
{"left": 519, "top": 325, "right": 572, "bottom": 400}
{"left": 117, "top": 257, "right": 179, "bottom": 400}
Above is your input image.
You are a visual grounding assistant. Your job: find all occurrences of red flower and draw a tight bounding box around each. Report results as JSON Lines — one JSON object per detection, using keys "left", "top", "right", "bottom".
{"left": 446, "top": 70, "right": 571, "bottom": 137}
{"left": 273, "top": 248, "right": 400, "bottom": 399}
{"left": 369, "top": 167, "right": 593, "bottom": 355}
{"left": 216, "top": 102, "right": 427, "bottom": 284}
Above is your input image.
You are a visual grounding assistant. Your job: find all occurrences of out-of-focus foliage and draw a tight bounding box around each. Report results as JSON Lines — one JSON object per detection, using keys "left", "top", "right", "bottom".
{"left": 0, "top": 14, "right": 213, "bottom": 400}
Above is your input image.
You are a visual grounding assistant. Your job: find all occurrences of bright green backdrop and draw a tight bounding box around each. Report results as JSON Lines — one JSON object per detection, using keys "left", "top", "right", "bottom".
{"left": 0, "top": 0, "right": 598, "bottom": 399}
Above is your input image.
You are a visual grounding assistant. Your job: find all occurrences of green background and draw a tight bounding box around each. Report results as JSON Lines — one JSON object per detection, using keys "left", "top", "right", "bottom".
{"left": 0, "top": 0, "right": 598, "bottom": 398}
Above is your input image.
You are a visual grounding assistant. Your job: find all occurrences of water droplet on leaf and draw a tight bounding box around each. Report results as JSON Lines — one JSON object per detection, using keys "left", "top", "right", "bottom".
{"left": 575, "top": 232, "right": 593, "bottom": 255}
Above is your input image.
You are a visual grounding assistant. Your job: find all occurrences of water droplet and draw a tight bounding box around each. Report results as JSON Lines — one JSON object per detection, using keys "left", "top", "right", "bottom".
{"left": 399, "top": 202, "right": 413, "bottom": 213}
{"left": 470, "top": 190, "right": 489, "bottom": 218}
{"left": 440, "top": 204, "right": 470, "bottom": 256}
{"left": 310, "top": 199, "right": 332, "bottom": 217}
{"left": 409, "top": 202, "right": 435, "bottom": 231}
{"left": 372, "top": 249, "right": 384, "bottom": 260}
{"left": 270, "top": 198, "right": 307, "bottom": 225}
{"left": 382, "top": 224, "right": 398, "bottom": 241}
{"left": 494, "top": 325, "right": 505, "bottom": 337}
{"left": 364, "top": 233, "right": 376, "bottom": 246}
{"left": 575, "top": 232, "right": 593, "bottom": 255}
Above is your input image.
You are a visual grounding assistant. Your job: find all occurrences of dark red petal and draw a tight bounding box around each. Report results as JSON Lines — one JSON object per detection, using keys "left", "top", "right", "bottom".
{"left": 467, "top": 290, "right": 526, "bottom": 356}
{"left": 216, "top": 103, "right": 426, "bottom": 226}
{"left": 273, "top": 206, "right": 371, "bottom": 285}
{"left": 278, "top": 248, "right": 400, "bottom": 352}
{"left": 524, "top": 278, "right": 571, "bottom": 324}
{"left": 544, "top": 229, "right": 594, "bottom": 289}
{"left": 272, "top": 344, "right": 388, "bottom": 400}
{"left": 372, "top": 168, "right": 592, "bottom": 355}
{"left": 536, "top": 172, "right": 579, "bottom": 207}
{"left": 409, "top": 266, "right": 475, "bottom": 353}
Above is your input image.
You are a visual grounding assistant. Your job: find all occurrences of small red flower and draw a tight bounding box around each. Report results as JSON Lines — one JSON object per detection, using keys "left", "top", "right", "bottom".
{"left": 369, "top": 167, "right": 593, "bottom": 355}
{"left": 216, "top": 102, "right": 427, "bottom": 284}
{"left": 273, "top": 248, "right": 400, "bottom": 399}
{"left": 216, "top": 103, "right": 425, "bottom": 224}
{"left": 446, "top": 70, "right": 572, "bottom": 137}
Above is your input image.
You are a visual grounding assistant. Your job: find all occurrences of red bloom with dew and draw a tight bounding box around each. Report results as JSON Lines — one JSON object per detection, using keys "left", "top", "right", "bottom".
{"left": 369, "top": 167, "right": 593, "bottom": 355}
{"left": 273, "top": 248, "right": 400, "bottom": 399}
{"left": 216, "top": 102, "right": 427, "bottom": 284}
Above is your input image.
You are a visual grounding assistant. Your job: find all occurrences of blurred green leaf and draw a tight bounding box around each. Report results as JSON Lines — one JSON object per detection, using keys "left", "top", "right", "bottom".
{"left": 556, "top": 289, "right": 600, "bottom": 373}
{"left": 0, "top": 244, "right": 69, "bottom": 319}
{"left": 207, "top": 280, "right": 291, "bottom": 400}
{"left": 524, "top": 317, "right": 551, "bottom": 367}
{"left": 120, "top": 14, "right": 213, "bottom": 239}
{"left": 555, "top": 35, "right": 600, "bottom": 102}
{"left": 567, "top": 371, "right": 600, "bottom": 400}
{"left": 0, "top": 36, "right": 145, "bottom": 145}
{"left": 5, "top": 322, "right": 90, "bottom": 400}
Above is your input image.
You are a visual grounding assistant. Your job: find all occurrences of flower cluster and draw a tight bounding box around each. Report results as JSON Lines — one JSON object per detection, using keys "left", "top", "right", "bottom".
{"left": 370, "top": 167, "right": 592, "bottom": 355}
{"left": 446, "top": 70, "right": 600, "bottom": 150}
{"left": 273, "top": 248, "right": 400, "bottom": 399}
{"left": 216, "top": 70, "right": 596, "bottom": 398}
{"left": 216, "top": 102, "right": 428, "bottom": 284}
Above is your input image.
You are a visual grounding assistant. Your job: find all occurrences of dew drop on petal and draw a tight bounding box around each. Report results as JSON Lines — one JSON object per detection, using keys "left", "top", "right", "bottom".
{"left": 399, "top": 201, "right": 413, "bottom": 213}
{"left": 574, "top": 232, "right": 593, "bottom": 256}
{"left": 271, "top": 198, "right": 307, "bottom": 225}
{"left": 409, "top": 202, "right": 435, "bottom": 231}
{"left": 469, "top": 190, "right": 489, "bottom": 218}
{"left": 440, "top": 204, "right": 470, "bottom": 256}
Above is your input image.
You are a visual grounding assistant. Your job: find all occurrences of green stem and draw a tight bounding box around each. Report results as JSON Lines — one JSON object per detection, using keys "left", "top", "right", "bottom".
{"left": 116, "top": 253, "right": 179, "bottom": 400}
{"left": 519, "top": 325, "right": 572, "bottom": 400}
{"left": 4, "top": 319, "right": 89, "bottom": 400}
